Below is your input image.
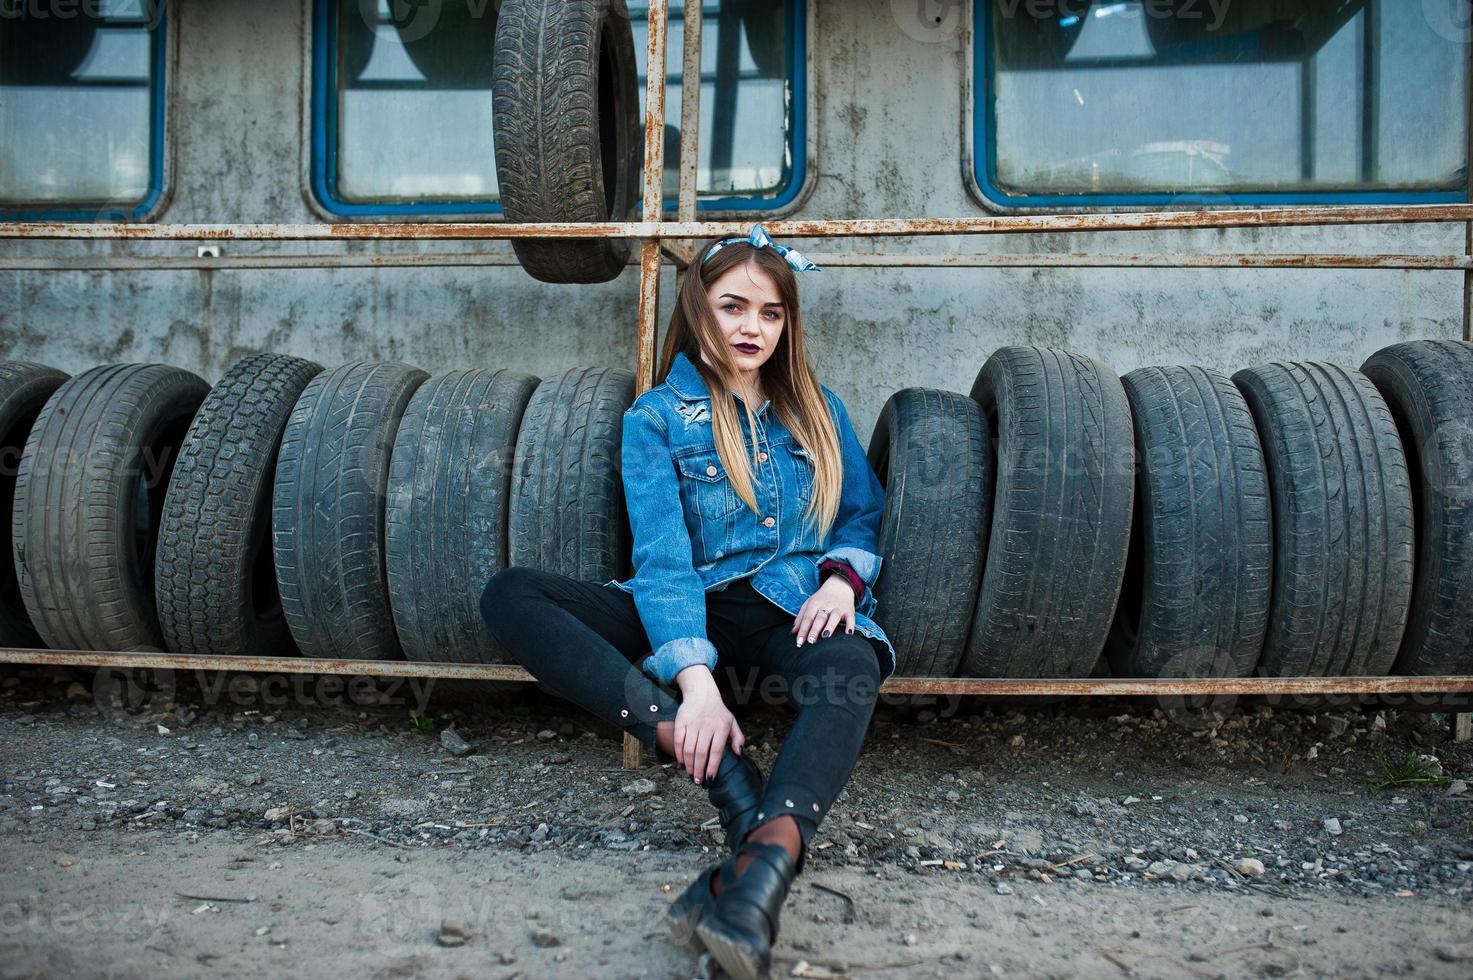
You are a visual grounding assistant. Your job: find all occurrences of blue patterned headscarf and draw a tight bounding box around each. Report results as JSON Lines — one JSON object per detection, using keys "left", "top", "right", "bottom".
{"left": 701, "top": 222, "right": 821, "bottom": 273}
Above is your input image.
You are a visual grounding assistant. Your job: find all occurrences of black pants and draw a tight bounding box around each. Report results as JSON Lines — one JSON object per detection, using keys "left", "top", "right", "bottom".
{"left": 479, "top": 566, "right": 883, "bottom": 852}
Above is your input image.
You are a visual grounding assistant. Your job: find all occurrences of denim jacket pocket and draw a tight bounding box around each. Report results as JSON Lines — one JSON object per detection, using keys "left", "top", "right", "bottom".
{"left": 674, "top": 451, "right": 740, "bottom": 519}
{"left": 786, "top": 443, "right": 815, "bottom": 508}
{"left": 674, "top": 450, "right": 741, "bottom": 566}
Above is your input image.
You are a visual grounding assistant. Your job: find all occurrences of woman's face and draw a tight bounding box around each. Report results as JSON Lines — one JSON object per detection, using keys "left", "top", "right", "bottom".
{"left": 702, "top": 259, "right": 786, "bottom": 376}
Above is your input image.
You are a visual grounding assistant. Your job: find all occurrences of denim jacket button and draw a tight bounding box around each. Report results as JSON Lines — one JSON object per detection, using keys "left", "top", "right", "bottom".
{"left": 763, "top": 516, "right": 775, "bottom": 527}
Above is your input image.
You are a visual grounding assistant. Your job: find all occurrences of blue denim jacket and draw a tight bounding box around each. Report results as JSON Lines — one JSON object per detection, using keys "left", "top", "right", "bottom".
{"left": 605, "top": 350, "right": 896, "bottom": 685}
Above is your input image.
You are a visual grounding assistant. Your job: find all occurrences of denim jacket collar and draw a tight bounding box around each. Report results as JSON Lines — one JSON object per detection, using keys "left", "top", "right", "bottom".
{"left": 664, "top": 350, "right": 708, "bottom": 402}
{"left": 666, "top": 349, "right": 769, "bottom": 413}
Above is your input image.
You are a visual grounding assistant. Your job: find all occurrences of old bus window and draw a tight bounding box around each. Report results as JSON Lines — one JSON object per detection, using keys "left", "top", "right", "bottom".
{"left": 315, "top": 0, "right": 501, "bottom": 212}
{"left": 0, "top": 1, "right": 167, "bottom": 220}
{"left": 312, "top": 0, "right": 803, "bottom": 216}
{"left": 974, "top": 0, "right": 1469, "bottom": 207}
{"left": 628, "top": 0, "right": 806, "bottom": 209}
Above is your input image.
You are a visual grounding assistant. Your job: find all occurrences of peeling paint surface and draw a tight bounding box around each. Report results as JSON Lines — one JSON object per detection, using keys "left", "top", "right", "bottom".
{"left": 0, "top": 0, "right": 1466, "bottom": 439}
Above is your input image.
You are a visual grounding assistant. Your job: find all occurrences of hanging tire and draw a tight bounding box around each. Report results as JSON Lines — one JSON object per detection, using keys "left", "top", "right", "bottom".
{"left": 962, "top": 347, "right": 1135, "bottom": 678}
{"left": 1361, "top": 340, "right": 1473, "bottom": 675}
{"left": 492, "top": 0, "right": 641, "bottom": 284}
{"left": 387, "top": 368, "right": 540, "bottom": 664}
{"left": 13, "top": 364, "right": 209, "bottom": 652}
{"left": 273, "top": 362, "right": 428, "bottom": 661}
{"left": 155, "top": 353, "right": 324, "bottom": 658}
{"left": 1233, "top": 362, "right": 1414, "bottom": 677}
{"left": 509, "top": 366, "right": 634, "bottom": 582}
{"left": 0, "top": 362, "right": 69, "bottom": 647}
{"left": 867, "top": 388, "right": 992, "bottom": 677}
{"left": 1108, "top": 366, "right": 1272, "bottom": 679}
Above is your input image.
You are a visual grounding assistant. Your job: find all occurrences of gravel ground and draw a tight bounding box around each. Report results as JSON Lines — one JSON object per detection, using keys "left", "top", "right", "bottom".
{"left": 2, "top": 665, "right": 1471, "bottom": 979}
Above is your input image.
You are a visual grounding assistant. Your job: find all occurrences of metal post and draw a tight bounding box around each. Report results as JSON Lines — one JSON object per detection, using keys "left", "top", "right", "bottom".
{"left": 1465, "top": 18, "right": 1472, "bottom": 342}
{"left": 669, "top": 0, "right": 704, "bottom": 278}
{"left": 626, "top": 0, "right": 672, "bottom": 771}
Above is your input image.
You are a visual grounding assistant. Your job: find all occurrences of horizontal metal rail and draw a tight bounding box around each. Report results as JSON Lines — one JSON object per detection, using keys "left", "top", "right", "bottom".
{"left": 2, "top": 649, "right": 1470, "bottom": 697}
{"left": 2, "top": 204, "right": 1473, "bottom": 242}
{"left": 1, "top": 252, "right": 1468, "bottom": 272}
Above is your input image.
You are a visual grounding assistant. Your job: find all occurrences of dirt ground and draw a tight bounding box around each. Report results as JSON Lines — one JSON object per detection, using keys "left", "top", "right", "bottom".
{"left": 2, "top": 665, "right": 1472, "bottom": 979}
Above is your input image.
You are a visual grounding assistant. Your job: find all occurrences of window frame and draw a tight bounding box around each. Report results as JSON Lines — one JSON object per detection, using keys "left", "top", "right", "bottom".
{"left": 0, "top": 8, "right": 172, "bottom": 222}
{"left": 963, "top": 0, "right": 1469, "bottom": 212}
{"left": 307, "top": 0, "right": 813, "bottom": 219}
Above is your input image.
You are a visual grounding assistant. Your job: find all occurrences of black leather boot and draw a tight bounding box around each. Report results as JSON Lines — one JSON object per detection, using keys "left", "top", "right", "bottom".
{"left": 664, "top": 858, "right": 720, "bottom": 953}
{"left": 702, "top": 748, "right": 766, "bottom": 853}
{"left": 664, "top": 750, "right": 766, "bottom": 950}
{"left": 693, "top": 839, "right": 797, "bottom": 980}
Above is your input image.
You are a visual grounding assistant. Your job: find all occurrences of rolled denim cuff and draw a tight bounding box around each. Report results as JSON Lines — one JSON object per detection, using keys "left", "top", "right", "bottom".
{"left": 645, "top": 635, "right": 719, "bottom": 687}
{"left": 819, "top": 546, "right": 882, "bottom": 588}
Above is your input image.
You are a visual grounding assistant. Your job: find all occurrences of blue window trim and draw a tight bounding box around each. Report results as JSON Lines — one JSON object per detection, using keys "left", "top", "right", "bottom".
{"left": 970, "top": 0, "right": 1466, "bottom": 210}
{"left": 310, "top": 0, "right": 805, "bottom": 217}
{"left": 0, "top": 13, "right": 169, "bottom": 222}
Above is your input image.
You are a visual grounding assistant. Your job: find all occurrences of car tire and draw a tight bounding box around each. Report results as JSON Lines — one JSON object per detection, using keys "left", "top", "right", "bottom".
{"left": 156, "top": 353, "right": 324, "bottom": 657}
{"left": 508, "top": 366, "right": 634, "bottom": 583}
{"left": 962, "top": 347, "right": 1135, "bottom": 678}
{"left": 1361, "top": 340, "right": 1473, "bottom": 675}
{"left": 387, "top": 368, "right": 540, "bottom": 663}
{"left": 13, "top": 364, "right": 209, "bottom": 652}
{"left": 1233, "top": 362, "right": 1414, "bottom": 676}
{"left": 1108, "top": 366, "right": 1272, "bottom": 679}
{"left": 492, "top": 0, "right": 642, "bottom": 284}
{"left": 0, "top": 361, "right": 69, "bottom": 647}
{"left": 273, "top": 362, "right": 428, "bottom": 661}
{"left": 867, "top": 388, "right": 992, "bottom": 677}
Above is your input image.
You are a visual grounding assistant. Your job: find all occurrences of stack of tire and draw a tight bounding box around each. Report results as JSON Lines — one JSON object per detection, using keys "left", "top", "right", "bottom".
{"left": 0, "top": 355, "right": 635, "bottom": 666}
{"left": 1, "top": 340, "right": 1468, "bottom": 685}
{"left": 869, "top": 340, "right": 1473, "bottom": 681}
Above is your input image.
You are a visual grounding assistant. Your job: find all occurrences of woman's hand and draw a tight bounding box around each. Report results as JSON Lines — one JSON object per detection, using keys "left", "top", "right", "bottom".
{"left": 673, "top": 666, "right": 745, "bottom": 785}
{"left": 792, "top": 574, "right": 857, "bottom": 647}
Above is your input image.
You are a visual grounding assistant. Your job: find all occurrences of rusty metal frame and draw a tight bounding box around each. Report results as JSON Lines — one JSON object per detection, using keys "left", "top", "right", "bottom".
{"left": 0, "top": 1, "right": 1469, "bottom": 753}
{"left": 5, "top": 205, "right": 1473, "bottom": 240}
{"left": 2, "top": 647, "right": 1471, "bottom": 698}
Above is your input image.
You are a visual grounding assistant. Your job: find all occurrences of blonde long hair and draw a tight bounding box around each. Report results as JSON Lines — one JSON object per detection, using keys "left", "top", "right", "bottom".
{"left": 655, "top": 236, "right": 843, "bottom": 541}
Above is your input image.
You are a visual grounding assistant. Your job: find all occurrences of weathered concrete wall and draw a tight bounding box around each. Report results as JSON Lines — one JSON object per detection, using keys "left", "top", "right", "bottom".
{"left": 1, "top": 0, "right": 1466, "bottom": 439}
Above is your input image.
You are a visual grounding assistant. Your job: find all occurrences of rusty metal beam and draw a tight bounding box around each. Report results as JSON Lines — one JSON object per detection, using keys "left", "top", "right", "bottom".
{"left": 677, "top": 0, "right": 703, "bottom": 225}
{"left": 4, "top": 252, "right": 1466, "bottom": 273}
{"left": 769, "top": 252, "right": 1473, "bottom": 271}
{"left": 626, "top": 0, "right": 673, "bottom": 769}
{"left": 633, "top": 0, "right": 670, "bottom": 400}
{"left": 641, "top": 0, "right": 669, "bottom": 225}
{"left": 5, "top": 205, "right": 1473, "bottom": 243}
{"left": 2, "top": 649, "right": 1470, "bottom": 696}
